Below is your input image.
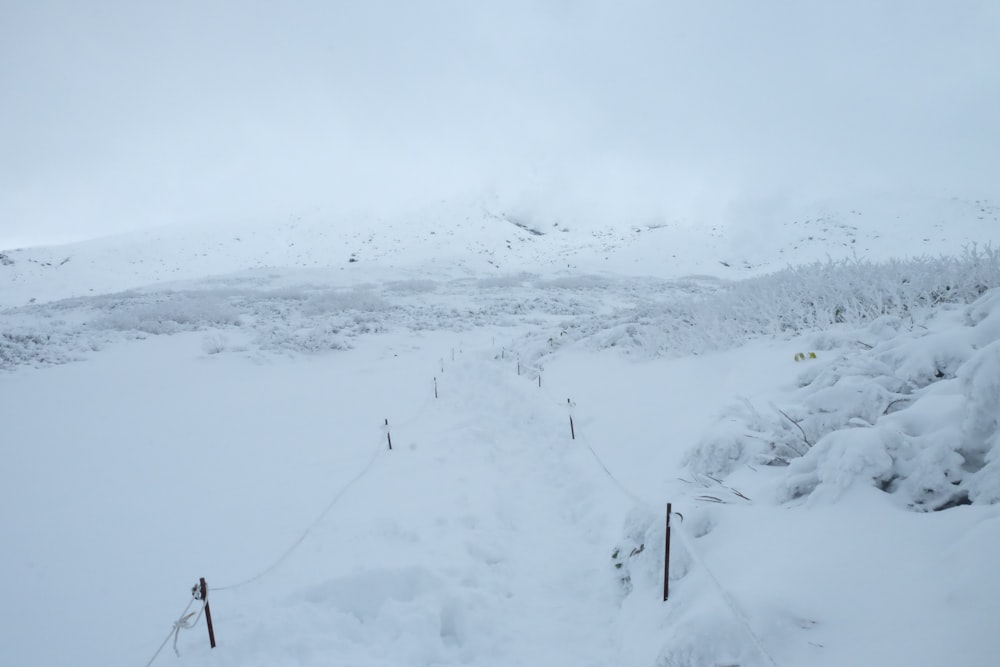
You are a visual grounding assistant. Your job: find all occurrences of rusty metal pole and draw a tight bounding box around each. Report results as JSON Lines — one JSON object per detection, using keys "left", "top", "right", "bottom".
{"left": 199, "top": 578, "right": 217, "bottom": 648}
{"left": 663, "top": 503, "right": 672, "bottom": 601}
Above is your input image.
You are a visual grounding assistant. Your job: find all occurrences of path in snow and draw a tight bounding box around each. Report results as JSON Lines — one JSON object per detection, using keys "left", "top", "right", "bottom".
{"left": 174, "top": 344, "right": 634, "bottom": 667}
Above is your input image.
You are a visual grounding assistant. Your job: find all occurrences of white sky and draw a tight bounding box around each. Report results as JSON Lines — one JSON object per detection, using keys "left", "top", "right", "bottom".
{"left": 2, "top": 0, "right": 999, "bottom": 248}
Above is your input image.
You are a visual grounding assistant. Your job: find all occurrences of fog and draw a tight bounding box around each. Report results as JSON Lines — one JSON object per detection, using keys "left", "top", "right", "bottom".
{"left": 2, "top": 0, "right": 998, "bottom": 248}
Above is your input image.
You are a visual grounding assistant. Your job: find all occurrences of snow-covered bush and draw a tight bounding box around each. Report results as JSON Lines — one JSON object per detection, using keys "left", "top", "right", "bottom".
{"left": 686, "top": 287, "right": 1000, "bottom": 510}
{"left": 303, "top": 288, "right": 389, "bottom": 315}
{"left": 256, "top": 325, "right": 352, "bottom": 354}
{"left": 568, "top": 246, "right": 1000, "bottom": 360}
{"left": 0, "top": 331, "right": 76, "bottom": 368}
{"left": 201, "top": 332, "right": 229, "bottom": 354}
{"left": 92, "top": 292, "right": 241, "bottom": 334}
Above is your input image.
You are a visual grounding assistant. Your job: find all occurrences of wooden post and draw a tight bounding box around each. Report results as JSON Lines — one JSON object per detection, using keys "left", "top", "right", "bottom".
{"left": 385, "top": 419, "right": 392, "bottom": 450}
{"left": 663, "top": 503, "right": 672, "bottom": 602}
{"left": 199, "top": 577, "right": 217, "bottom": 649}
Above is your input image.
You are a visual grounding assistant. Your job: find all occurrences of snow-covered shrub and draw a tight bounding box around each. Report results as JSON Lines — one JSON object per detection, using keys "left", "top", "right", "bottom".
{"left": 303, "top": 288, "right": 388, "bottom": 315}
{"left": 201, "top": 333, "right": 228, "bottom": 354}
{"left": 536, "top": 275, "right": 611, "bottom": 290}
{"left": 92, "top": 292, "right": 241, "bottom": 334}
{"left": 687, "top": 287, "right": 1000, "bottom": 510}
{"left": 477, "top": 273, "right": 537, "bottom": 289}
{"left": 256, "top": 325, "right": 352, "bottom": 354}
{"left": 566, "top": 247, "right": 1000, "bottom": 360}
{"left": 384, "top": 279, "right": 438, "bottom": 295}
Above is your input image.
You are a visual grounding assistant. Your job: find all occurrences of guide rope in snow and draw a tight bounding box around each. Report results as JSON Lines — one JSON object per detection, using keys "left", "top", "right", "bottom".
{"left": 144, "top": 349, "right": 454, "bottom": 662}
{"left": 573, "top": 425, "right": 660, "bottom": 509}
{"left": 385, "top": 383, "right": 438, "bottom": 430}
{"left": 212, "top": 430, "right": 387, "bottom": 592}
{"left": 671, "top": 523, "right": 781, "bottom": 667}
{"left": 537, "top": 375, "right": 579, "bottom": 411}
{"left": 513, "top": 344, "right": 779, "bottom": 665}
{"left": 143, "top": 594, "right": 200, "bottom": 667}
{"left": 541, "top": 381, "right": 660, "bottom": 509}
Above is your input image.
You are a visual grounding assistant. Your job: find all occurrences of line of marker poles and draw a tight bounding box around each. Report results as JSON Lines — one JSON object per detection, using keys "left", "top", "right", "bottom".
{"left": 184, "top": 350, "right": 675, "bottom": 660}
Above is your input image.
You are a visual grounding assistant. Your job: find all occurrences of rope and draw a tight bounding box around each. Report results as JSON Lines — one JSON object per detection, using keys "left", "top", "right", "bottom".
{"left": 576, "top": 430, "right": 660, "bottom": 509}
{"left": 543, "top": 382, "right": 658, "bottom": 509}
{"left": 144, "top": 597, "right": 196, "bottom": 667}
{"left": 144, "top": 354, "right": 451, "bottom": 662}
{"left": 671, "top": 523, "right": 780, "bottom": 667}
{"left": 212, "top": 431, "right": 386, "bottom": 591}
{"left": 385, "top": 384, "right": 438, "bottom": 430}
{"left": 172, "top": 597, "right": 206, "bottom": 656}
{"left": 537, "top": 379, "right": 581, "bottom": 411}
{"left": 514, "top": 349, "right": 779, "bottom": 665}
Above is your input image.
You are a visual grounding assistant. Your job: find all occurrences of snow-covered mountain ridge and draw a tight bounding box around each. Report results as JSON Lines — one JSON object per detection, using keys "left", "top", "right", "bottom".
{"left": 1, "top": 192, "right": 996, "bottom": 307}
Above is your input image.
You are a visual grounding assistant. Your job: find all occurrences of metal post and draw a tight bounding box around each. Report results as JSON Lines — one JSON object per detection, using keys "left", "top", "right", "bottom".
{"left": 434, "top": 377, "right": 438, "bottom": 399}
{"left": 385, "top": 419, "right": 392, "bottom": 450}
{"left": 663, "top": 503, "right": 672, "bottom": 601}
{"left": 199, "top": 578, "right": 216, "bottom": 648}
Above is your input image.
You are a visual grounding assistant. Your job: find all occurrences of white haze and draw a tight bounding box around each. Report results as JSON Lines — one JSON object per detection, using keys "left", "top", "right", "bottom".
{"left": 2, "top": 0, "right": 999, "bottom": 247}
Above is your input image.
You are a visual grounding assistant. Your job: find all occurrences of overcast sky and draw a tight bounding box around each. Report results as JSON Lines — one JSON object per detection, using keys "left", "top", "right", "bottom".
{"left": 2, "top": 0, "right": 999, "bottom": 248}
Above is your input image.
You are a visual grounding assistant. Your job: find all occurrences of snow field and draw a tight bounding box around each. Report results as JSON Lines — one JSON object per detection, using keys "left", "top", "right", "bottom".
{"left": 1, "top": 327, "right": 638, "bottom": 666}
{"left": 182, "top": 346, "right": 637, "bottom": 667}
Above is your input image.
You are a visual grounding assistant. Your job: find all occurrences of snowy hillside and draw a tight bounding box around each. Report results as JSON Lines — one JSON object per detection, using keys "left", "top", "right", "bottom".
{"left": 0, "top": 192, "right": 996, "bottom": 308}
{"left": 1, "top": 198, "right": 999, "bottom": 667}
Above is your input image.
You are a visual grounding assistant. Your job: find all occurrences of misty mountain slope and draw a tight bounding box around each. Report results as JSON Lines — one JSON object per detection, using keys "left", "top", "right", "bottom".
{"left": 1, "top": 193, "right": 996, "bottom": 308}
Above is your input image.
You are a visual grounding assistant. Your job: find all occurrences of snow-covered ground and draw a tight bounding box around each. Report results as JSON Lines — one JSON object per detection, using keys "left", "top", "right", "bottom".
{"left": 1, "top": 195, "right": 999, "bottom": 666}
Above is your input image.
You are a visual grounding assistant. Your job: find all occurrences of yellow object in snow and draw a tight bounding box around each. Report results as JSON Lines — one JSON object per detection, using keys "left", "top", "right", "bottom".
{"left": 794, "top": 352, "right": 818, "bottom": 362}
